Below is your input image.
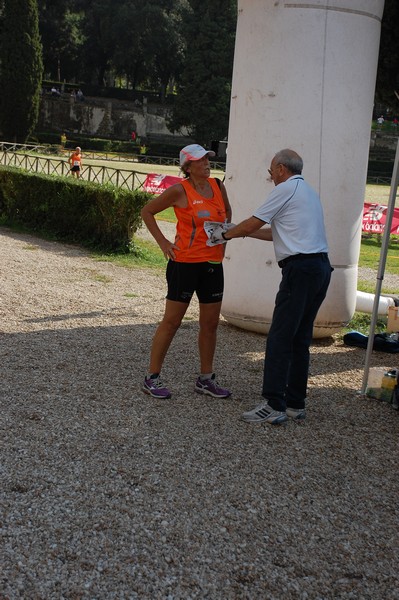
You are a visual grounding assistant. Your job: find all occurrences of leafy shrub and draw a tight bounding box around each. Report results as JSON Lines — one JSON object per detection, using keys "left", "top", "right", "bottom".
{"left": 0, "top": 166, "right": 151, "bottom": 252}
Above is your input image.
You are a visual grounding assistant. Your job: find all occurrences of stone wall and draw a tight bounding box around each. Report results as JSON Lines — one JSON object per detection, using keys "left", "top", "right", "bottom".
{"left": 38, "top": 94, "right": 190, "bottom": 143}
{"left": 38, "top": 93, "right": 398, "bottom": 155}
{"left": 370, "top": 129, "right": 398, "bottom": 152}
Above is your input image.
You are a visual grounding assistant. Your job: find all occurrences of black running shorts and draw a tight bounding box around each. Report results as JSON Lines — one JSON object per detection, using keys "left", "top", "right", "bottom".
{"left": 166, "top": 261, "right": 224, "bottom": 304}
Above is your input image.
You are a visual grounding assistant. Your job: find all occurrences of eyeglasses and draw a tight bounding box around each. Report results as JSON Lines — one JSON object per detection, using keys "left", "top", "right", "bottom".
{"left": 268, "top": 163, "right": 283, "bottom": 176}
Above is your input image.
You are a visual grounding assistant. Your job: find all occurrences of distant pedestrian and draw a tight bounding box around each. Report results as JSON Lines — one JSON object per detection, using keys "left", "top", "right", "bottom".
{"left": 138, "top": 143, "right": 148, "bottom": 163}
{"left": 68, "top": 147, "right": 82, "bottom": 178}
{"left": 60, "top": 132, "right": 67, "bottom": 149}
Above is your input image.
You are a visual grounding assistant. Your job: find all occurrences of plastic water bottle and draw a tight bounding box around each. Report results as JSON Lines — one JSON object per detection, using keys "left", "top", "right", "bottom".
{"left": 381, "top": 370, "right": 397, "bottom": 403}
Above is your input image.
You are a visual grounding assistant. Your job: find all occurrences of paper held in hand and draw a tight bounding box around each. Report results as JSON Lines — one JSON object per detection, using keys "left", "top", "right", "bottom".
{"left": 204, "top": 221, "right": 236, "bottom": 246}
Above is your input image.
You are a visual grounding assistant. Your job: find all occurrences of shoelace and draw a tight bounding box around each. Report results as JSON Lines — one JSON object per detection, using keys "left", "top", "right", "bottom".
{"left": 150, "top": 377, "right": 164, "bottom": 389}
{"left": 200, "top": 377, "right": 215, "bottom": 385}
{"left": 203, "top": 378, "right": 223, "bottom": 391}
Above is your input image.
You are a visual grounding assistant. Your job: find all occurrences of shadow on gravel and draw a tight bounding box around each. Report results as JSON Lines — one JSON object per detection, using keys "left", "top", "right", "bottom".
{"left": 1, "top": 320, "right": 398, "bottom": 599}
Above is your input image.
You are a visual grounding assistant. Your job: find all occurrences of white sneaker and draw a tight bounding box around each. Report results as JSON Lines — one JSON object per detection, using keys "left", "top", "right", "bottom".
{"left": 241, "top": 401, "right": 288, "bottom": 425}
{"left": 286, "top": 407, "right": 306, "bottom": 420}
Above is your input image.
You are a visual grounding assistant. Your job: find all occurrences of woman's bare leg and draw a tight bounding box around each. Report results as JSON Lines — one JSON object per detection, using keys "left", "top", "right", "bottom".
{"left": 198, "top": 301, "right": 222, "bottom": 373}
{"left": 148, "top": 300, "right": 189, "bottom": 374}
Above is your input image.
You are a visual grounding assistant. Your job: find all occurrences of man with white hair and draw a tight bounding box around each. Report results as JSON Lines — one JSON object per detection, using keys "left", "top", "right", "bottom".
{"left": 211, "top": 149, "right": 332, "bottom": 425}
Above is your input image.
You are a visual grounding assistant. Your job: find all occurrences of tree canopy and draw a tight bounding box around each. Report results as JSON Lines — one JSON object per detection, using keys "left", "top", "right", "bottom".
{"left": 167, "top": 0, "right": 236, "bottom": 144}
{"left": 376, "top": 0, "right": 399, "bottom": 110}
{"left": 0, "top": 0, "right": 43, "bottom": 142}
{"left": 36, "top": 0, "right": 398, "bottom": 106}
{"left": 38, "top": 0, "right": 191, "bottom": 92}
{"left": 0, "top": 0, "right": 397, "bottom": 145}
{"left": 36, "top": 0, "right": 237, "bottom": 142}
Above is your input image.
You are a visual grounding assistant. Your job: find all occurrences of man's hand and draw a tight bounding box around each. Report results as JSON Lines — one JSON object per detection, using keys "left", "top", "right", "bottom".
{"left": 204, "top": 221, "right": 236, "bottom": 246}
{"left": 208, "top": 226, "right": 226, "bottom": 246}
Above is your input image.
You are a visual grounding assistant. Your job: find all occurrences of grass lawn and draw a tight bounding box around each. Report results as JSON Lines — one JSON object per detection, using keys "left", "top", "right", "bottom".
{"left": 152, "top": 183, "right": 399, "bottom": 281}
{"left": 359, "top": 235, "right": 399, "bottom": 275}
{"left": 95, "top": 232, "right": 395, "bottom": 335}
{"left": 156, "top": 207, "right": 176, "bottom": 222}
{"left": 12, "top": 150, "right": 398, "bottom": 334}
{"left": 365, "top": 183, "right": 394, "bottom": 206}
{"left": 15, "top": 149, "right": 399, "bottom": 285}
{"left": 83, "top": 161, "right": 399, "bottom": 334}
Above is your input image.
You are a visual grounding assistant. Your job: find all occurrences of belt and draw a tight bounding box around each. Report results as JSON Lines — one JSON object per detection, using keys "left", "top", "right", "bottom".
{"left": 278, "top": 252, "right": 328, "bottom": 269}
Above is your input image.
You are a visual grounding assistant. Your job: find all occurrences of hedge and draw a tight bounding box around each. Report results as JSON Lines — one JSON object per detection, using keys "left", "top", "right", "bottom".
{"left": 0, "top": 166, "right": 151, "bottom": 252}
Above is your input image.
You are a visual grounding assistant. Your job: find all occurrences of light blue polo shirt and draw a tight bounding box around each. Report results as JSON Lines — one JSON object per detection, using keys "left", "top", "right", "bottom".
{"left": 253, "top": 175, "right": 329, "bottom": 263}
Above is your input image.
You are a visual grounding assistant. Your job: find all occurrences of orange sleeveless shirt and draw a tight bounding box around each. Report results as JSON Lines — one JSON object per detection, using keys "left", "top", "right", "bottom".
{"left": 70, "top": 151, "right": 81, "bottom": 167}
{"left": 173, "top": 178, "right": 227, "bottom": 263}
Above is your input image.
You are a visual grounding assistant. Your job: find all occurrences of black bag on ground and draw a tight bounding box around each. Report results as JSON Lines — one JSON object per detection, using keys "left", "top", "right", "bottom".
{"left": 343, "top": 331, "right": 399, "bottom": 353}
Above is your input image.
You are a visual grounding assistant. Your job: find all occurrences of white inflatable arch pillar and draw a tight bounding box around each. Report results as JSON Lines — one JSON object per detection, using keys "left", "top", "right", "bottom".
{"left": 223, "top": 0, "right": 385, "bottom": 338}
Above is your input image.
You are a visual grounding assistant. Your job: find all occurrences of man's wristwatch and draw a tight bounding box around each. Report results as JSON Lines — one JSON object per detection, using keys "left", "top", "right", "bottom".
{"left": 222, "top": 232, "right": 230, "bottom": 241}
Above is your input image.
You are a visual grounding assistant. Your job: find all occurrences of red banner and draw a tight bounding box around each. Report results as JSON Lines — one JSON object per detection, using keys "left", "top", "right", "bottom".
{"left": 362, "top": 202, "right": 399, "bottom": 235}
{"left": 143, "top": 173, "right": 182, "bottom": 195}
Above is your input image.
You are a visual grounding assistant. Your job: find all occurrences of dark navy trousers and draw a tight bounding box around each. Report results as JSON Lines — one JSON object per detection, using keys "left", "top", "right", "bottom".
{"left": 262, "top": 254, "right": 332, "bottom": 412}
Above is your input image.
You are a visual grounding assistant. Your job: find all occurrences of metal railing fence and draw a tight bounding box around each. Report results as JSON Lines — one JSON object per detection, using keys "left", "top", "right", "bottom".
{"left": 0, "top": 141, "right": 226, "bottom": 170}
{"left": 0, "top": 150, "right": 149, "bottom": 191}
{"left": 0, "top": 142, "right": 390, "bottom": 186}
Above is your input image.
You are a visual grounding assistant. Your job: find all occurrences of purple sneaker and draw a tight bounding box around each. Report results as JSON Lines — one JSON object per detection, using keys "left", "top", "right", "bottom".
{"left": 195, "top": 374, "right": 231, "bottom": 398}
{"left": 142, "top": 375, "right": 172, "bottom": 399}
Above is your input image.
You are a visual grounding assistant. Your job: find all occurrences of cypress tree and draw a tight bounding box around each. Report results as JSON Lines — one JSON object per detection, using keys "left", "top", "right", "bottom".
{"left": 168, "top": 0, "right": 237, "bottom": 146}
{"left": 0, "top": 0, "right": 43, "bottom": 143}
{"left": 376, "top": 0, "right": 399, "bottom": 109}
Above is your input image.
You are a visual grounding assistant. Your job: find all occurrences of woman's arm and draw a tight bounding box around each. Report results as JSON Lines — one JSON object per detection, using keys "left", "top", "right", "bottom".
{"left": 219, "top": 180, "right": 232, "bottom": 223}
{"left": 141, "top": 184, "right": 186, "bottom": 259}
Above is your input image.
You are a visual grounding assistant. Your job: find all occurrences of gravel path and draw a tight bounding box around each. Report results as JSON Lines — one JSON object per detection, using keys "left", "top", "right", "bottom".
{"left": 1, "top": 226, "right": 398, "bottom": 599}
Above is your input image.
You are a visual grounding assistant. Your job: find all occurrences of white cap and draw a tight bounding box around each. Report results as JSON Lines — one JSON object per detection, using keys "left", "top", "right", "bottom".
{"left": 179, "top": 144, "right": 215, "bottom": 167}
